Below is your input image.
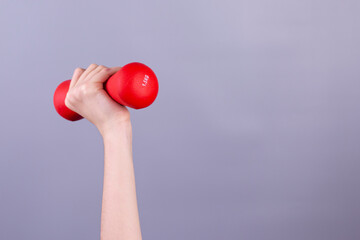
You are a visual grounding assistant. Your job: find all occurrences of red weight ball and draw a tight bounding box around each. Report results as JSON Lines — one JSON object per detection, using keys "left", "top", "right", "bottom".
{"left": 105, "top": 62, "right": 159, "bottom": 109}
{"left": 53, "top": 62, "right": 159, "bottom": 121}
{"left": 53, "top": 80, "right": 83, "bottom": 121}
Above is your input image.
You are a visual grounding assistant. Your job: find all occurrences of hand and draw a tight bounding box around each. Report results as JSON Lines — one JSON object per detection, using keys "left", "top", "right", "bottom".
{"left": 65, "top": 63, "right": 131, "bottom": 136}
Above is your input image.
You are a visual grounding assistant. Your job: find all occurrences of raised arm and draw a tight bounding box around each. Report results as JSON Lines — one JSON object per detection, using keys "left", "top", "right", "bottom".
{"left": 65, "top": 64, "right": 142, "bottom": 240}
{"left": 100, "top": 120, "right": 141, "bottom": 240}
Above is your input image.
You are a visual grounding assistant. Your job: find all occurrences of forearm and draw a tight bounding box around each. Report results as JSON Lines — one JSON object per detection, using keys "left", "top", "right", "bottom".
{"left": 100, "top": 120, "right": 142, "bottom": 240}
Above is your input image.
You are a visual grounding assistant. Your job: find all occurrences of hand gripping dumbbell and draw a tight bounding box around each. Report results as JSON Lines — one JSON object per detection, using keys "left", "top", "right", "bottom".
{"left": 53, "top": 62, "right": 159, "bottom": 121}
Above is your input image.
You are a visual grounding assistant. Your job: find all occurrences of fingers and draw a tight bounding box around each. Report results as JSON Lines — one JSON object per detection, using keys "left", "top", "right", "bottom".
{"left": 83, "top": 64, "right": 109, "bottom": 83}
{"left": 69, "top": 67, "right": 85, "bottom": 89}
{"left": 88, "top": 66, "right": 122, "bottom": 83}
{"left": 69, "top": 64, "right": 122, "bottom": 89}
{"left": 76, "top": 63, "right": 99, "bottom": 86}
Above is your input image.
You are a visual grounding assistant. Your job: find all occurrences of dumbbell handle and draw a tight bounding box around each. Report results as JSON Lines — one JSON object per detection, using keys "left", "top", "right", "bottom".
{"left": 53, "top": 62, "right": 159, "bottom": 121}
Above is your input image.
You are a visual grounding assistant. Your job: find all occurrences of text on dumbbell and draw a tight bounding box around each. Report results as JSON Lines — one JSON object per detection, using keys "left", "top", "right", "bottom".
{"left": 142, "top": 75, "right": 149, "bottom": 86}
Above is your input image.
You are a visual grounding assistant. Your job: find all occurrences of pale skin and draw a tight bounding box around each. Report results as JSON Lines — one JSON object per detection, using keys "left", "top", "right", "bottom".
{"left": 65, "top": 64, "right": 142, "bottom": 240}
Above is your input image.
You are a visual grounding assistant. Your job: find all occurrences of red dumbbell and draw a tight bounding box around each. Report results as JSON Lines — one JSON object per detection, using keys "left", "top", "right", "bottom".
{"left": 53, "top": 62, "right": 159, "bottom": 121}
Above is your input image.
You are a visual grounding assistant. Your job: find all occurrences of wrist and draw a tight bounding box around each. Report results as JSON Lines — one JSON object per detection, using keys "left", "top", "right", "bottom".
{"left": 100, "top": 119, "right": 132, "bottom": 141}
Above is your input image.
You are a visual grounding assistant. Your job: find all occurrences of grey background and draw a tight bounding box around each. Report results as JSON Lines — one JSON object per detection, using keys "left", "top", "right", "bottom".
{"left": 0, "top": 0, "right": 359, "bottom": 239}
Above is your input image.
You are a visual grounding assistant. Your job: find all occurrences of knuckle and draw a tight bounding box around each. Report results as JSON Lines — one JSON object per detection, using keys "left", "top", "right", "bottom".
{"left": 102, "top": 67, "right": 111, "bottom": 73}
{"left": 65, "top": 93, "right": 76, "bottom": 109}
{"left": 78, "top": 84, "right": 89, "bottom": 95}
{"left": 67, "top": 90, "right": 77, "bottom": 100}
{"left": 98, "top": 65, "right": 109, "bottom": 72}
{"left": 73, "top": 67, "right": 83, "bottom": 76}
{"left": 74, "top": 67, "right": 83, "bottom": 73}
{"left": 88, "top": 63, "right": 98, "bottom": 69}
{"left": 64, "top": 97, "right": 71, "bottom": 107}
{"left": 77, "top": 84, "right": 96, "bottom": 97}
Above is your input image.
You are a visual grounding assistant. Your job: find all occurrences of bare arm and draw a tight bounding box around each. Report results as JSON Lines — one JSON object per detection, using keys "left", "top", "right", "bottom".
{"left": 65, "top": 64, "right": 142, "bottom": 240}
{"left": 100, "top": 121, "right": 142, "bottom": 240}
